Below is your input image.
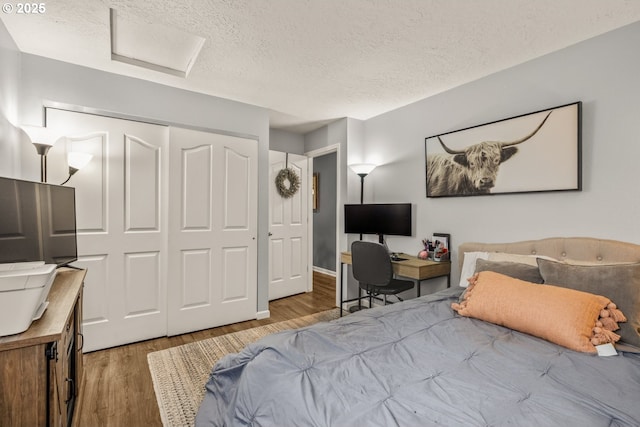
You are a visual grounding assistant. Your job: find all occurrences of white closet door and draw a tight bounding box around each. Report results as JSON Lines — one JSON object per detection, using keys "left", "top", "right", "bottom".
{"left": 168, "top": 128, "right": 258, "bottom": 336}
{"left": 46, "top": 108, "right": 169, "bottom": 352}
{"left": 268, "top": 151, "right": 309, "bottom": 300}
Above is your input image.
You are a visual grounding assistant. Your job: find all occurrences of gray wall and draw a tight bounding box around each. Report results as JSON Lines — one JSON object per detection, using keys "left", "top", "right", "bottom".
{"left": 0, "top": 22, "right": 20, "bottom": 178}
{"left": 17, "top": 54, "right": 269, "bottom": 181}
{"left": 304, "top": 118, "right": 348, "bottom": 154}
{"left": 269, "top": 128, "right": 304, "bottom": 153}
{"left": 304, "top": 118, "right": 350, "bottom": 263}
{"left": 359, "top": 21, "right": 640, "bottom": 292}
{"left": 305, "top": 118, "right": 363, "bottom": 301}
{"left": 312, "top": 152, "right": 337, "bottom": 272}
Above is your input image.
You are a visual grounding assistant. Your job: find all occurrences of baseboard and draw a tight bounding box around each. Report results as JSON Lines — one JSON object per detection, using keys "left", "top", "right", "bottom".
{"left": 256, "top": 310, "right": 270, "bottom": 320}
{"left": 312, "top": 266, "right": 336, "bottom": 277}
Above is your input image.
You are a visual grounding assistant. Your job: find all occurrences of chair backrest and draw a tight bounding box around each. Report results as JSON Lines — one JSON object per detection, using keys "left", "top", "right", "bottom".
{"left": 351, "top": 241, "right": 393, "bottom": 285}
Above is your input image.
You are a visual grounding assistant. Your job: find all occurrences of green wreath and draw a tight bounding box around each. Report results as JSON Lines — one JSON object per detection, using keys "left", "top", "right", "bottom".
{"left": 275, "top": 168, "right": 300, "bottom": 198}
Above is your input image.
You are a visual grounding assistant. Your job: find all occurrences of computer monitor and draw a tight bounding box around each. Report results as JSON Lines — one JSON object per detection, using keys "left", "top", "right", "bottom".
{"left": 344, "top": 203, "right": 412, "bottom": 243}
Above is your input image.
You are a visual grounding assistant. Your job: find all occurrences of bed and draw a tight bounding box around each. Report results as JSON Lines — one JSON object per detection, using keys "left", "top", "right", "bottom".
{"left": 196, "top": 237, "right": 640, "bottom": 426}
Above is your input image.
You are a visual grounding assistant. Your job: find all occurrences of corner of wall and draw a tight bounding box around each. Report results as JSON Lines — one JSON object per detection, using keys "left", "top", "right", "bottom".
{"left": 0, "top": 20, "right": 21, "bottom": 178}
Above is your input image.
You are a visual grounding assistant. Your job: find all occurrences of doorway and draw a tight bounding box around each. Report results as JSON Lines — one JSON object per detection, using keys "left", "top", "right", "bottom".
{"left": 311, "top": 152, "right": 337, "bottom": 275}
{"left": 307, "top": 146, "right": 339, "bottom": 305}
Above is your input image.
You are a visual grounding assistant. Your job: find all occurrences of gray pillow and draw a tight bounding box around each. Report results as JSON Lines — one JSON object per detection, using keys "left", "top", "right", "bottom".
{"left": 475, "top": 259, "right": 543, "bottom": 284}
{"left": 457, "top": 259, "right": 544, "bottom": 303}
{"left": 537, "top": 258, "right": 640, "bottom": 349}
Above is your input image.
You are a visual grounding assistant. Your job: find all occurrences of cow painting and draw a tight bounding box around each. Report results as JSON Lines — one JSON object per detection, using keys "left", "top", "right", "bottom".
{"left": 426, "top": 111, "right": 551, "bottom": 197}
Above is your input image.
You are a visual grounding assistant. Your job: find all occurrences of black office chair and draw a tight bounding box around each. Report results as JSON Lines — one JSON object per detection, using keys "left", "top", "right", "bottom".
{"left": 351, "top": 241, "right": 415, "bottom": 309}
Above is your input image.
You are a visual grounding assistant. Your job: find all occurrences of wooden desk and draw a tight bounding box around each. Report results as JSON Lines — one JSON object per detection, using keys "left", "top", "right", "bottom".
{"left": 339, "top": 252, "right": 450, "bottom": 314}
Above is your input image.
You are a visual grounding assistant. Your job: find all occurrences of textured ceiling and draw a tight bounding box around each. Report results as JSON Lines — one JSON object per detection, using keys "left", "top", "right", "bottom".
{"left": 2, "top": 0, "right": 640, "bottom": 134}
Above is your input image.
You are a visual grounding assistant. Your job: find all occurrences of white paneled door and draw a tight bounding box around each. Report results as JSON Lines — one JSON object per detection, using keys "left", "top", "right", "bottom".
{"left": 268, "top": 151, "right": 309, "bottom": 300}
{"left": 47, "top": 108, "right": 169, "bottom": 352}
{"left": 48, "top": 110, "right": 259, "bottom": 350}
{"left": 168, "top": 128, "right": 258, "bottom": 336}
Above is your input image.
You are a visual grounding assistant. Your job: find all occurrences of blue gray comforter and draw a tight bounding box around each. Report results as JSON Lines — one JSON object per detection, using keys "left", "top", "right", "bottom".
{"left": 196, "top": 289, "right": 640, "bottom": 426}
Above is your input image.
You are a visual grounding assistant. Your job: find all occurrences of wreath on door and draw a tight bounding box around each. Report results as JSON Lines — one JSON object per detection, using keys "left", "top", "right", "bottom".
{"left": 275, "top": 168, "right": 300, "bottom": 198}
{"left": 275, "top": 153, "right": 300, "bottom": 198}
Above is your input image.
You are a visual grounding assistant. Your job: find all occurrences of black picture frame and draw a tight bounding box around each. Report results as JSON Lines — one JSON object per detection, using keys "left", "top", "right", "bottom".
{"left": 425, "top": 102, "right": 582, "bottom": 198}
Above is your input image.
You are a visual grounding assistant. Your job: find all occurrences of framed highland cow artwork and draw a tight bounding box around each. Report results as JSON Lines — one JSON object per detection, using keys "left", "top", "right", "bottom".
{"left": 424, "top": 102, "right": 582, "bottom": 198}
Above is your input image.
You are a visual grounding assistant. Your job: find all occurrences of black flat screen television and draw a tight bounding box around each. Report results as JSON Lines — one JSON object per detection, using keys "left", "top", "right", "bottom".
{"left": 344, "top": 203, "right": 412, "bottom": 243}
{"left": 0, "top": 176, "right": 78, "bottom": 267}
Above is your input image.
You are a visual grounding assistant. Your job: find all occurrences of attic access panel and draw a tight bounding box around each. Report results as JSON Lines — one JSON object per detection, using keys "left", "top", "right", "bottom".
{"left": 110, "top": 8, "right": 205, "bottom": 77}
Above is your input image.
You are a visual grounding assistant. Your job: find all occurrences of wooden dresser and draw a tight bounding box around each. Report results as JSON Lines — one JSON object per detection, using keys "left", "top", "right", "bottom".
{"left": 0, "top": 268, "right": 86, "bottom": 427}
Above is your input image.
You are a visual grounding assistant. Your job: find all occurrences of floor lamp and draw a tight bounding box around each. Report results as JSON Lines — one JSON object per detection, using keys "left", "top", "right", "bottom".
{"left": 21, "top": 125, "right": 61, "bottom": 183}
{"left": 349, "top": 163, "right": 377, "bottom": 238}
{"left": 349, "top": 163, "right": 377, "bottom": 203}
{"left": 348, "top": 163, "right": 377, "bottom": 312}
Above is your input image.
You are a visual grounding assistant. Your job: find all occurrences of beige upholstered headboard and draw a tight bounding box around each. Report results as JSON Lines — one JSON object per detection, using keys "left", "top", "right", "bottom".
{"left": 458, "top": 237, "right": 640, "bottom": 272}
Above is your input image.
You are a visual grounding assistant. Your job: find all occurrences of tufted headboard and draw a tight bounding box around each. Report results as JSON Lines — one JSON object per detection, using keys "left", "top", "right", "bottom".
{"left": 458, "top": 237, "right": 640, "bottom": 272}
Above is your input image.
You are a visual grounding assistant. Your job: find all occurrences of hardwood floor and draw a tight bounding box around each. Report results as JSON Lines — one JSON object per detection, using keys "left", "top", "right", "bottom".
{"left": 74, "top": 271, "right": 336, "bottom": 427}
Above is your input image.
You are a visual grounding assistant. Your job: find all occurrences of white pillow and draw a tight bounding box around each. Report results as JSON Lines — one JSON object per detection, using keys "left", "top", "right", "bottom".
{"left": 458, "top": 251, "right": 489, "bottom": 288}
{"left": 487, "top": 252, "right": 556, "bottom": 266}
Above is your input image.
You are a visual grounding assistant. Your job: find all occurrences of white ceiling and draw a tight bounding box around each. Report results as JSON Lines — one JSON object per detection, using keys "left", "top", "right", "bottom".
{"left": 3, "top": 0, "right": 640, "bottom": 134}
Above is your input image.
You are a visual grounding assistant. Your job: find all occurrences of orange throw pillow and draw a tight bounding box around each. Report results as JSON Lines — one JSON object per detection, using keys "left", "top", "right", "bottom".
{"left": 452, "top": 271, "right": 626, "bottom": 353}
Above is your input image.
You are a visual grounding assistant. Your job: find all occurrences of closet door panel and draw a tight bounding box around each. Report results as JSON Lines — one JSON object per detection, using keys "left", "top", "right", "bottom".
{"left": 74, "top": 254, "right": 109, "bottom": 325}
{"left": 67, "top": 133, "right": 108, "bottom": 233}
{"left": 182, "top": 145, "right": 212, "bottom": 230}
{"left": 221, "top": 247, "right": 250, "bottom": 302}
{"left": 125, "top": 135, "right": 161, "bottom": 231}
{"left": 168, "top": 128, "right": 257, "bottom": 336}
{"left": 123, "top": 251, "right": 161, "bottom": 316}
{"left": 223, "top": 147, "right": 251, "bottom": 229}
{"left": 47, "top": 108, "right": 169, "bottom": 352}
{"left": 181, "top": 249, "right": 211, "bottom": 308}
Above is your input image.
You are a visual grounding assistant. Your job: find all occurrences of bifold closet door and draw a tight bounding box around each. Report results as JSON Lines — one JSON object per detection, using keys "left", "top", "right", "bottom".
{"left": 46, "top": 108, "right": 169, "bottom": 352}
{"left": 168, "top": 128, "right": 258, "bottom": 336}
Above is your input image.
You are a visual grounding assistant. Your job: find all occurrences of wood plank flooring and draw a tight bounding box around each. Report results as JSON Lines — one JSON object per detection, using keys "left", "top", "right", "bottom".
{"left": 74, "top": 271, "right": 336, "bottom": 427}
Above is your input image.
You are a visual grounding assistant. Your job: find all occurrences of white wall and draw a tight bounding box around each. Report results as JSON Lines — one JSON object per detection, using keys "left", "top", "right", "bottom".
{"left": 361, "top": 21, "right": 640, "bottom": 289}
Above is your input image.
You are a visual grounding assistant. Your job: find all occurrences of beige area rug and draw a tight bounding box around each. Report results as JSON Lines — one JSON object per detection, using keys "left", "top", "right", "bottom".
{"left": 147, "top": 309, "right": 341, "bottom": 427}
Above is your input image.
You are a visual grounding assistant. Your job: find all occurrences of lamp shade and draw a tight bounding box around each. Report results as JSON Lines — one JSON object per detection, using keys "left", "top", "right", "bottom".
{"left": 349, "top": 163, "right": 377, "bottom": 176}
{"left": 20, "top": 125, "right": 61, "bottom": 147}
{"left": 68, "top": 152, "right": 93, "bottom": 171}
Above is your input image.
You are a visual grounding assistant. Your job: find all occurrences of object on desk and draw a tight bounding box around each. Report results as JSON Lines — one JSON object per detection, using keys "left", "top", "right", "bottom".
{"left": 420, "top": 238, "right": 435, "bottom": 259}
{"left": 0, "top": 262, "right": 57, "bottom": 336}
{"left": 433, "top": 233, "right": 451, "bottom": 261}
{"left": 433, "top": 250, "right": 449, "bottom": 262}
{"left": 390, "top": 253, "right": 408, "bottom": 262}
{"left": 433, "top": 245, "right": 449, "bottom": 261}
